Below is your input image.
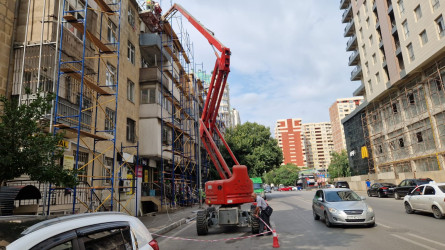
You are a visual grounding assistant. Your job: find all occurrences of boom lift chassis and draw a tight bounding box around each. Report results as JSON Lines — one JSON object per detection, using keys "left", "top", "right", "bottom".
{"left": 163, "top": 4, "right": 258, "bottom": 235}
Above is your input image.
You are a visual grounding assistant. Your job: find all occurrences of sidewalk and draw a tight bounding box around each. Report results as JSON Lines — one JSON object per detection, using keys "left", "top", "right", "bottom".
{"left": 139, "top": 204, "right": 201, "bottom": 237}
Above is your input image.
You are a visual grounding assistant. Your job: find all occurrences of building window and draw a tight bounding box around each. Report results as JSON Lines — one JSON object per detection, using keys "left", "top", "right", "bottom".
{"left": 359, "top": 28, "right": 364, "bottom": 40}
{"left": 107, "top": 20, "right": 117, "bottom": 44}
{"left": 431, "top": 0, "right": 440, "bottom": 10}
{"left": 127, "top": 79, "right": 135, "bottom": 102}
{"left": 128, "top": 6, "right": 135, "bottom": 28}
{"left": 64, "top": 2, "right": 85, "bottom": 41}
{"left": 126, "top": 118, "right": 136, "bottom": 142}
{"left": 407, "top": 43, "right": 415, "bottom": 61}
{"left": 368, "top": 80, "right": 373, "bottom": 93}
{"left": 414, "top": 5, "right": 422, "bottom": 21}
{"left": 141, "top": 88, "right": 156, "bottom": 104}
{"left": 362, "top": 44, "right": 367, "bottom": 56}
{"left": 375, "top": 72, "right": 380, "bottom": 84}
{"left": 365, "top": 62, "right": 369, "bottom": 75}
{"left": 402, "top": 20, "right": 409, "bottom": 38}
{"left": 392, "top": 103, "right": 398, "bottom": 113}
{"left": 105, "top": 108, "right": 115, "bottom": 135}
{"left": 408, "top": 92, "right": 415, "bottom": 104}
{"left": 106, "top": 63, "right": 116, "bottom": 89}
{"left": 366, "top": 17, "right": 370, "bottom": 28}
{"left": 372, "top": 53, "right": 377, "bottom": 65}
{"left": 128, "top": 41, "right": 135, "bottom": 64}
{"left": 420, "top": 30, "right": 428, "bottom": 45}
{"left": 398, "top": 0, "right": 405, "bottom": 14}
{"left": 436, "top": 15, "right": 445, "bottom": 37}
{"left": 369, "top": 35, "right": 373, "bottom": 45}
{"left": 416, "top": 132, "right": 423, "bottom": 142}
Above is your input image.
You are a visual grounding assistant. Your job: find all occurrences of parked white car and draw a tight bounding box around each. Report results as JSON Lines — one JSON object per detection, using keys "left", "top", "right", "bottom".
{"left": 403, "top": 182, "right": 445, "bottom": 219}
{"left": 5, "top": 212, "right": 159, "bottom": 250}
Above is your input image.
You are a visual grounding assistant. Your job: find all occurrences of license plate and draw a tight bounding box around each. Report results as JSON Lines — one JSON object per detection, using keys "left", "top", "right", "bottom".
{"left": 347, "top": 216, "right": 361, "bottom": 219}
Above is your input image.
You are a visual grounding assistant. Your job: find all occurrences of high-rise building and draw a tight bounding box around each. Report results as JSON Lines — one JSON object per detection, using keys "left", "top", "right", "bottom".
{"left": 341, "top": 0, "right": 445, "bottom": 178}
{"left": 329, "top": 97, "right": 364, "bottom": 153}
{"left": 302, "top": 122, "right": 333, "bottom": 170}
{"left": 274, "top": 119, "right": 305, "bottom": 166}
{"left": 231, "top": 108, "right": 241, "bottom": 127}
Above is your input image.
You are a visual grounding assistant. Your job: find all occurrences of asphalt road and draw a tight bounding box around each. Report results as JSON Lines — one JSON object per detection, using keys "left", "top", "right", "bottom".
{"left": 157, "top": 190, "right": 445, "bottom": 250}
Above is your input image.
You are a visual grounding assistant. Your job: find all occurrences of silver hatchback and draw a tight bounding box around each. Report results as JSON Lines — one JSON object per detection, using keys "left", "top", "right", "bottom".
{"left": 312, "top": 188, "right": 375, "bottom": 227}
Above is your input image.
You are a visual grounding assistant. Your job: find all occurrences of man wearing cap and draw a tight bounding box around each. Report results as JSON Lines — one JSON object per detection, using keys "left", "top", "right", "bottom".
{"left": 251, "top": 192, "right": 272, "bottom": 236}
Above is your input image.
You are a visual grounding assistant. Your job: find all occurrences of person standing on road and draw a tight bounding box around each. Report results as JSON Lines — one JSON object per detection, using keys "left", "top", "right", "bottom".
{"left": 251, "top": 192, "right": 272, "bottom": 236}
{"left": 366, "top": 179, "right": 371, "bottom": 189}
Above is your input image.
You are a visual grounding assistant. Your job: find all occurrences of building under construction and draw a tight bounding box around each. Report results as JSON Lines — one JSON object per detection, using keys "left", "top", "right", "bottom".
{"left": 1, "top": 0, "right": 216, "bottom": 216}
{"left": 340, "top": 0, "right": 445, "bottom": 183}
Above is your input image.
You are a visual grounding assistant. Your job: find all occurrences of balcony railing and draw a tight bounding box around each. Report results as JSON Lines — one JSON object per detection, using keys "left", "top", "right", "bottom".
{"left": 346, "top": 34, "right": 357, "bottom": 51}
{"left": 342, "top": 5, "right": 352, "bottom": 23}
{"left": 344, "top": 20, "right": 355, "bottom": 37}
{"left": 340, "top": 0, "right": 351, "bottom": 10}
{"left": 348, "top": 50, "right": 360, "bottom": 66}
{"left": 350, "top": 66, "right": 362, "bottom": 81}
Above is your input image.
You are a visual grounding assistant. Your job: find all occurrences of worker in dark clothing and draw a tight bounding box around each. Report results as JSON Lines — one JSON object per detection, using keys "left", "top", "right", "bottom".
{"left": 251, "top": 192, "right": 272, "bottom": 236}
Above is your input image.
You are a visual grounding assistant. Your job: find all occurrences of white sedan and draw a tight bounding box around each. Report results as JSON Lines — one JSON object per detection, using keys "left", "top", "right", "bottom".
{"left": 403, "top": 182, "right": 445, "bottom": 219}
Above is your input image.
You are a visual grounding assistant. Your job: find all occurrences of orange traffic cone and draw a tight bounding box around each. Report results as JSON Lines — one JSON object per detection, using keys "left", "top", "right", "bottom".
{"left": 272, "top": 229, "right": 280, "bottom": 248}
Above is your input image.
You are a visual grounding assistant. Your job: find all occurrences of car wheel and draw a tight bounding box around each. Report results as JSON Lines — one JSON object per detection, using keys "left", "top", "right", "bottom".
{"left": 367, "top": 191, "right": 371, "bottom": 197}
{"left": 251, "top": 207, "right": 260, "bottom": 234}
{"left": 404, "top": 202, "right": 414, "bottom": 214}
{"left": 432, "top": 206, "right": 444, "bottom": 219}
{"left": 313, "top": 209, "right": 320, "bottom": 220}
{"left": 324, "top": 212, "right": 332, "bottom": 227}
{"left": 378, "top": 192, "right": 382, "bottom": 198}
{"left": 395, "top": 192, "right": 400, "bottom": 200}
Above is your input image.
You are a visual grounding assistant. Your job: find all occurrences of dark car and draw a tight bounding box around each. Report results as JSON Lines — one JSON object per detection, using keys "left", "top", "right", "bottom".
{"left": 393, "top": 178, "right": 433, "bottom": 200}
{"left": 367, "top": 182, "right": 396, "bottom": 198}
{"left": 334, "top": 181, "right": 349, "bottom": 188}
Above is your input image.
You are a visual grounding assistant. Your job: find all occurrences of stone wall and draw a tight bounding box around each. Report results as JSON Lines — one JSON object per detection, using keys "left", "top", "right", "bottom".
{"left": 0, "top": 0, "right": 16, "bottom": 96}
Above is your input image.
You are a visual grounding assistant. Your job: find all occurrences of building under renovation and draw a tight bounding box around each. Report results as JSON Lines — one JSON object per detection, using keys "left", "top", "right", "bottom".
{"left": 341, "top": 0, "right": 445, "bottom": 182}
{"left": 1, "top": 0, "right": 214, "bottom": 216}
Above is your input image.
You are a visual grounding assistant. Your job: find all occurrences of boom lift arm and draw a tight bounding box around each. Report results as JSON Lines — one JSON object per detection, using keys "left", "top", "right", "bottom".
{"left": 162, "top": 4, "right": 253, "bottom": 206}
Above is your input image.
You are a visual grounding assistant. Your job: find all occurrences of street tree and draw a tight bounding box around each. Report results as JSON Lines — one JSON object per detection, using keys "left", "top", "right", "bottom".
{"left": 220, "top": 122, "right": 283, "bottom": 178}
{"left": 328, "top": 150, "right": 350, "bottom": 179}
{"left": 0, "top": 92, "right": 77, "bottom": 186}
{"left": 264, "top": 163, "right": 300, "bottom": 186}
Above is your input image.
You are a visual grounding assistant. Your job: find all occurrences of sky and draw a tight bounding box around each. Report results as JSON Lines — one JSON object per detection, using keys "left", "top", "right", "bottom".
{"left": 158, "top": 0, "right": 356, "bottom": 134}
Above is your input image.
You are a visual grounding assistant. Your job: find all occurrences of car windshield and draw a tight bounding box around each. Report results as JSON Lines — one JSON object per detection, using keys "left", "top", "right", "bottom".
{"left": 381, "top": 183, "right": 394, "bottom": 186}
{"left": 325, "top": 191, "right": 361, "bottom": 202}
{"left": 438, "top": 185, "right": 445, "bottom": 193}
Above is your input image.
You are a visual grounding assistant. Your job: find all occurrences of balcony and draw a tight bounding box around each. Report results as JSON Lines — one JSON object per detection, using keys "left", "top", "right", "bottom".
{"left": 340, "top": 0, "right": 351, "bottom": 10}
{"left": 139, "top": 66, "right": 169, "bottom": 88}
{"left": 387, "top": 4, "right": 393, "bottom": 14}
{"left": 391, "top": 22, "right": 397, "bottom": 34}
{"left": 350, "top": 66, "right": 362, "bottom": 81}
{"left": 344, "top": 20, "right": 355, "bottom": 37}
{"left": 348, "top": 50, "right": 360, "bottom": 66}
{"left": 395, "top": 41, "right": 401, "bottom": 55}
{"left": 140, "top": 33, "right": 170, "bottom": 64}
{"left": 353, "top": 83, "right": 366, "bottom": 96}
{"left": 346, "top": 34, "right": 358, "bottom": 51}
{"left": 342, "top": 5, "right": 353, "bottom": 23}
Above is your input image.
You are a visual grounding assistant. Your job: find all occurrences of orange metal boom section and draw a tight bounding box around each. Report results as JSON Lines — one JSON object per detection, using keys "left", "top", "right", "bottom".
{"left": 163, "top": 4, "right": 253, "bottom": 205}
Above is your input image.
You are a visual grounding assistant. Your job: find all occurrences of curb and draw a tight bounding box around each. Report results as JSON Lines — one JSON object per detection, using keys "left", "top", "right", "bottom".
{"left": 153, "top": 216, "right": 197, "bottom": 238}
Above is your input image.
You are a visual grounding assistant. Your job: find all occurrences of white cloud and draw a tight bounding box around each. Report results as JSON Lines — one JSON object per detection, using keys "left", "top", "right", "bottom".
{"left": 161, "top": 0, "right": 357, "bottom": 133}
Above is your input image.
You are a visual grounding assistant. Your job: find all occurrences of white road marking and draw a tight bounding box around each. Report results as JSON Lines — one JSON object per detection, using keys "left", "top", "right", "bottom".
{"left": 376, "top": 222, "right": 391, "bottom": 228}
{"left": 407, "top": 233, "right": 445, "bottom": 248}
{"left": 391, "top": 234, "right": 436, "bottom": 250}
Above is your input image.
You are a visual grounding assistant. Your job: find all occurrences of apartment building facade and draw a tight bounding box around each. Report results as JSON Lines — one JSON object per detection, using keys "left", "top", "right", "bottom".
{"left": 329, "top": 97, "right": 364, "bottom": 152}
{"left": 274, "top": 118, "right": 305, "bottom": 166}
{"left": 341, "top": 0, "right": 445, "bottom": 180}
{"left": 231, "top": 108, "right": 241, "bottom": 127}
{"left": 2, "top": 0, "right": 205, "bottom": 215}
{"left": 302, "top": 122, "right": 334, "bottom": 170}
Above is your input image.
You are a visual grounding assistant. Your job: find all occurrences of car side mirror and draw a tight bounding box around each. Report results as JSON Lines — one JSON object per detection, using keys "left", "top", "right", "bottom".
{"left": 317, "top": 197, "right": 323, "bottom": 202}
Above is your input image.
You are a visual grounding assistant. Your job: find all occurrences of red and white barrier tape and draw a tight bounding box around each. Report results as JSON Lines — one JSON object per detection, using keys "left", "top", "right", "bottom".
{"left": 152, "top": 230, "right": 272, "bottom": 242}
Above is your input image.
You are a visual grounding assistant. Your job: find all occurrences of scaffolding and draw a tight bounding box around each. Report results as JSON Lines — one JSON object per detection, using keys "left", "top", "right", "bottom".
{"left": 50, "top": 0, "right": 137, "bottom": 215}
{"left": 362, "top": 59, "right": 445, "bottom": 177}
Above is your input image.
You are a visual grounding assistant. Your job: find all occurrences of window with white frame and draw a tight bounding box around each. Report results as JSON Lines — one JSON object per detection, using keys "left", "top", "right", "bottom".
{"left": 420, "top": 30, "right": 428, "bottom": 45}
{"left": 107, "top": 20, "right": 117, "bottom": 44}
{"left": 64, "top": 1, "right": 85, "bottom": 41}
{"left": 105, "top": 108, "right": 115, "bottom": 135}
{"left": 402, "top": 20, "right": 409, "bottom": 38}
{"left": 414, "top": 5, "right": 422, "bottom": 21}
{"left": 407, "top": 43, "right": 415, "bottom": 61}
{"left": 126, "top": 118, "right": 136, "bottom": 143}
{"left": 128, "top": 6, "right": 135, "bottom": 27}
{"left": 106, "top": 63, "right": 116, "bottom": 90}
{"left": 127, "top": 79, "right": 135, "bottom": 102}
{"left": 436, "top": 15, "right": 445, "bottom": 37}
{"left": 128, "top": 41, "right": 135, "bottom": 64}
{"left": 140, "top": 88, "right": 156, "bottom": 104}
{"left": 398, "top": 0, "right": 405, "bottom": 15}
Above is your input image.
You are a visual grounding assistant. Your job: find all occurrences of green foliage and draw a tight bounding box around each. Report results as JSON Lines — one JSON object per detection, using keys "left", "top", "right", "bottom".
{"left": 220, "top": 122, "right": 283, "bottom": 178}
{"left": 264, "top": 163, "right": 300, "bottom": 186}
{"left": 0, "top": 91, "right": 77, "bottom": 186}
{"left": 328, "top": 150, "right": 350, "bottom": 179}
